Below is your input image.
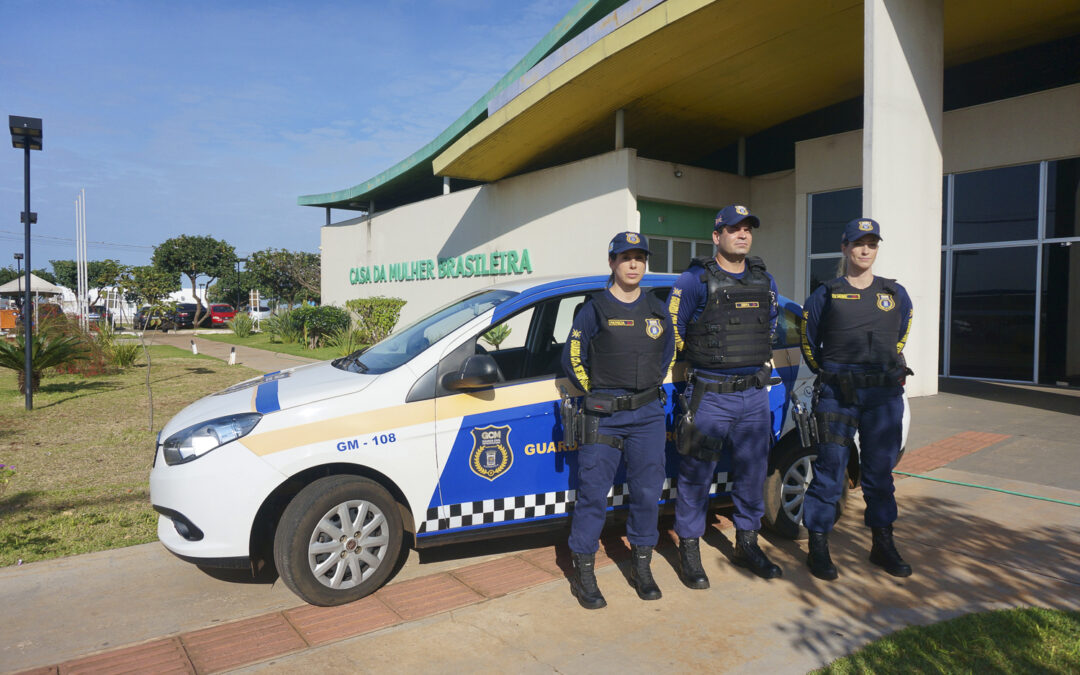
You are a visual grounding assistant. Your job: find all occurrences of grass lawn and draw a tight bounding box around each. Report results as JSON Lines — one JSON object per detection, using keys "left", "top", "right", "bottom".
{"left": 197, "top": 330, "right": 344, "bottom": 362}
{"left": 816, "top": 607, "right": 1080, "bottom": 674}
{"left": 0, "top": 345, "right": 259, "bottom": 566}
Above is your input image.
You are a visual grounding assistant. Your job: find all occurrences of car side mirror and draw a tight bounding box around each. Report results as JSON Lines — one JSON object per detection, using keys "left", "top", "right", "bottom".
{"left": 443, "top": 354, "right": 500, "bottom": 390}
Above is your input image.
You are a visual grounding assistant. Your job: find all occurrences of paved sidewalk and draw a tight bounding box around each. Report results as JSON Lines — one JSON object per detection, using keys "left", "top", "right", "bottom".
{"left": 3, "top": 381, "right": 1078, "bottom": 673}
{"left": 143, "top": 332, "right": 319, "bottom": 374}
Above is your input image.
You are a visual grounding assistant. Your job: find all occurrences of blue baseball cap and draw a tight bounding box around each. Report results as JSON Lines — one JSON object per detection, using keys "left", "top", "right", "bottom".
{"left": 842, "top": 217, "right": 883, "bottom": 242}
{"left": 608, "top": 231, "right": 651, "bottom": 256}
{"left": 714, "top": 204, "right": 760, "bottom": 229}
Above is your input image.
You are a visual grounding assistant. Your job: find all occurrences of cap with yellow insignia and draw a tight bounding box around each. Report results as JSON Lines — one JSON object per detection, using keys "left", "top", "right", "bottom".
{"left": 714, "top": 204, "right": 760, "bottom": 229}
{"left": 608, "top": 231, "right": 651, "bottom": 256}
{"left": 842, "top": 217, "right": 883, "bottom": 243}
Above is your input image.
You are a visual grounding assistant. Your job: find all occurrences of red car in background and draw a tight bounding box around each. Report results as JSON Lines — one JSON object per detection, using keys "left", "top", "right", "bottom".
{"left": 205, "top": 304, "right": 236, "bottom": 327}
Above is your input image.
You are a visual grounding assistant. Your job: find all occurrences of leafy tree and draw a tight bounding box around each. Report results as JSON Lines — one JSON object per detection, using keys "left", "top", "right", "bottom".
{"left": 153, "top": 235, "right": 236, "bottom": 326}
{"left": 247, "top": 248, "right": 300, "bottom": 308}
{"left": 49, "top": 259, "right": 77, "bottom": 290}
{"left": 88, "top": 259, "right": 128, "bottom": 306}
{"left": 207, "top": 270, "right": 258, "bottom": 306}
{"left": 289, "top": 251, "right": 321, "bottom": 304}
{"left": 122, "top": 266, "right": 181, "bottom": 306}
{"left": 0, "top": 265, "right": 17, "bottom": 286}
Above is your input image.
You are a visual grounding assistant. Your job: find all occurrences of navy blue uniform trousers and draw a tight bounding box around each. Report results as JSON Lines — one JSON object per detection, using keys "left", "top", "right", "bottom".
{"left": 675, "top": 383, "right": 771, "bottom": 536}
{"left": 803, "top": 381, "right": 904, "bottom": 533}
{"left": 568, "top": 397, "right": 666, "bottom": 554}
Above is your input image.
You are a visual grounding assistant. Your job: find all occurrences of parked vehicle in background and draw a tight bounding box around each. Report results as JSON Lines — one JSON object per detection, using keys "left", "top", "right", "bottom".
{"left": 205, "top": 304, "right": 236, "bottom": 327}
{"left": 134, "top": 306, "right": 160, "bottom": 330}
{"left": 244, "top": 305, "right": 272, "bottom": 321}
{"left": 167, "top": 303, "right": 199, "bottom": 330}
{"left": 87, "top": 305, "right": 114, "bottom": 327}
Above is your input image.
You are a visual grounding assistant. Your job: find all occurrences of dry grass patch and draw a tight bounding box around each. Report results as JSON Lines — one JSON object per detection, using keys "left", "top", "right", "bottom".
{"left": 0, "top": 345, "right": 259, "bottom": 566}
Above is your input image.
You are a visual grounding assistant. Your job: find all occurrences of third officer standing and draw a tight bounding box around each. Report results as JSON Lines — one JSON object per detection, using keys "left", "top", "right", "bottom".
{"left": 667, "top": 204, "right": 783, "bottom": 588}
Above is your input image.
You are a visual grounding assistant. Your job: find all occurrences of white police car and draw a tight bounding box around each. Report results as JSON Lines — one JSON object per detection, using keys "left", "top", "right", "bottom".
{"left": 150, "top": 274, "right": 908, "bottom": 606}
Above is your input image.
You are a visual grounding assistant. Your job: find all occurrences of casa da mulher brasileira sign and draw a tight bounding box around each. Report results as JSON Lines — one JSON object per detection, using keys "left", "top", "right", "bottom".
{"left": 349, "top": 248, "right": 533, "bottom": 285}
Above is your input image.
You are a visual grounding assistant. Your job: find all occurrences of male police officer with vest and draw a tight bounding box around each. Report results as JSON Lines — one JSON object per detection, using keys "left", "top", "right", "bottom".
{"left": 666, "top": 204, "right": 783, "bottom": 588}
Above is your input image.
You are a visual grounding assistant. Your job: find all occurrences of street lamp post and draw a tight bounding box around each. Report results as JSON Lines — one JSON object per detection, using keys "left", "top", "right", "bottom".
{"left": 235, "top": 257, "right": 247, "bottom": 311}
{"left": 10, "top": 116, "right": 43, "bottom": 411}
{"left": 13, "top": 252, "right": 22, "bottom": 282}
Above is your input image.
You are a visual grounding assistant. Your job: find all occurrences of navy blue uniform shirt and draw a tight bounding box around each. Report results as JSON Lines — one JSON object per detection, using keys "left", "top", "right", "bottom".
{"left": 667, "top": 258, "right": 779, "bottom": 377}
{"left": 561, "top": 289, "right": 676, "bottom": 393}
{"left": 800, "top": 276, "right": 913, "bottom": 373}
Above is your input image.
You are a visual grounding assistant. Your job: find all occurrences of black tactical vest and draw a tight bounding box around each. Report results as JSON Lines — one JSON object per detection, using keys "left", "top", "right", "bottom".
{"left": 819, "top": 276, "right": 903, "bottom": 368}
{"left": 683, "top": 257, "right": 773, "bottom": 369}
{"left": 587, "top": 291, "right": 669, "bottom": 390}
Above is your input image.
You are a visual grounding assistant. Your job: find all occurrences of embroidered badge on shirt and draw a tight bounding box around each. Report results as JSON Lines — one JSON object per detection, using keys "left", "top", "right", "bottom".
{"left": 831, "top": 293, "right": 860, "bottom": 300}
{"left": 645, "top": 318, "right": 663, "bottom": 339}
{"left": 876, "top": 293, "right": 896, "bottom": 311}
{"left": 608, "top": 319, "right": 634, "bottom": 327}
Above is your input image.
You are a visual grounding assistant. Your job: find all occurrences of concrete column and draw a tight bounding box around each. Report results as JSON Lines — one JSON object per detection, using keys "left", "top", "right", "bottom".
{"left": 615, "top": 109, "right": 625, "bottom": 150}
{"left": 443, "top": 176, "right": 451, "bottom": 195}
{"left": 863, "top": 0, "right": 943, "bottom": 397}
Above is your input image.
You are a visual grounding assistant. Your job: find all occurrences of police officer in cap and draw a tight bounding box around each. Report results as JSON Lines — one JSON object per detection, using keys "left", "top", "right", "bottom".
{"left": 800, "top": 217, "right": 914, "bottom": 581}
{"left": 561, "top": 231, "right": 675, "bottom": 610}
{"left": 667, "top": 204, "right": 783, "bottom": 588}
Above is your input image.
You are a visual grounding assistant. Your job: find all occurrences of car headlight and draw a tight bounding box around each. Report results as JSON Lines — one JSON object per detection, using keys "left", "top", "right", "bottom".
{"left": 161, "top": 413, "right": 262, "bottom": 465}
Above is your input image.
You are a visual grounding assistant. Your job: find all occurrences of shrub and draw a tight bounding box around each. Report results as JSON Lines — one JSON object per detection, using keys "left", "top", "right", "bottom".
{"left": 324, "top": 325, "right": 367, "bottom": 357}
{"left": 264, "top": 310, "right": 304, "bottom": 344}
{"left": 346, "top": 297, "right": 406, "bottom": 344}
{"left": 110, "top": 341, "right": 142, "bottom": 368}
{"left": 292, "top": 305, "right": 350, "bottom": 349}
{"left": 43, "top": 316, "right": 111, "bottom": 377}
{"left": 228, "top": 312, "right": 254, "bottom": 338}
{"left": 0, "top": 332, "right": 90, "bottom": 393}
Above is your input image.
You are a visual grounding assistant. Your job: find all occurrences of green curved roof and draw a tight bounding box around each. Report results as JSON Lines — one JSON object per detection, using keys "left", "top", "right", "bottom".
{"left": 298, "top": 0, "right": 626, "bottom": 212}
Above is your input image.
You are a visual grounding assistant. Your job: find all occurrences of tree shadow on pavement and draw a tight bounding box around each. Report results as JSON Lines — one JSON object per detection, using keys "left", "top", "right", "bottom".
{"left": 765, "top": 492, "right": 1080, "bottom": 664}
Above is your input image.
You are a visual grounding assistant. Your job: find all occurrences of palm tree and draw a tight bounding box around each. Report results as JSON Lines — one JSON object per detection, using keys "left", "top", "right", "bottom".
{"left": 0, "top": 334, "right": 89, "bottom": 394}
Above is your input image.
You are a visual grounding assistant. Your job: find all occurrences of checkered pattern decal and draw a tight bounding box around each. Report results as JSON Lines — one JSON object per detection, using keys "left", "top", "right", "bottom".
{"left": 418, "top": 472, "right": 731, "bottom": 534}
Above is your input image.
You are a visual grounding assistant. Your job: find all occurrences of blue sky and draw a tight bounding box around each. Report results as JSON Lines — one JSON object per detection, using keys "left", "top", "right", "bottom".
{"left": 0, "top": 0, "right": 577, "bottom": 271}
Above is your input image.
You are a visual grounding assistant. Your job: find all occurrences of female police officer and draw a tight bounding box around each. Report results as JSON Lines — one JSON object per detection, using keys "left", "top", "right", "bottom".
{"left": 800, "top": 217, "right": 914, "bottom": 581}
{"left": 561, "top": 232, "right": 675, "bottom": 609}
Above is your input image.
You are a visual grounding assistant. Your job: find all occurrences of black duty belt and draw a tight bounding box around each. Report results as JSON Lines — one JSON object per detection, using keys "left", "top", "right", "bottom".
{"left": 818, "top": 369, "right": 902, "bottom": 389}
{"left": 583, "top": 387, "right": 663, "bottom": 415}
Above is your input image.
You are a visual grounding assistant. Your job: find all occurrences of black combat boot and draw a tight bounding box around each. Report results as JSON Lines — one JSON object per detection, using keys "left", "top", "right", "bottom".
{"left": 678, "top": 537, "right": 710, "bottom": 589}
{"left": 807, "top": 530, "right": 839, "bottom": 581}
{"left": 629, "top": 545, "right": 662, "bottom": 600}
{"left": 569, "top": 552, "right": 607, "bottom": 610}
{"left": 869, "top": 526, "right": 913, "bottom": 577}
{"left": 732, "top": 529, "right": 782, "bottom": 579}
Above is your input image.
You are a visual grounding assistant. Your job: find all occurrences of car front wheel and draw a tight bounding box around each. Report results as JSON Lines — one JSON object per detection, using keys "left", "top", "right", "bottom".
{"left": 763, "top": 437, "right": 847, "bottom": 540}
{"left": 273, "top": 475, "right": 403, "bottom": 606}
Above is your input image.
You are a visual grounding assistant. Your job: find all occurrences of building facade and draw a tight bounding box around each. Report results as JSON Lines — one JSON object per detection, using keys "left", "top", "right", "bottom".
{"left": 305, "top": 0, "right": 1080, "bottom": 396}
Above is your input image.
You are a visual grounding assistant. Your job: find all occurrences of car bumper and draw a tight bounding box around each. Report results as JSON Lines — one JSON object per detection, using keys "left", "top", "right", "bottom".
{"left": 149, "top": 441, "right": 286, "bottom": 561}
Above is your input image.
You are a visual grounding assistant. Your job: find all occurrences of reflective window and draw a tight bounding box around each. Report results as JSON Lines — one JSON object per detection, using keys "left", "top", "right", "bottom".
{"left": 672, "top": 240, "right": 692, "bottom": 273}
{"left": 1047, "top": 158, "right": 1080, "bottom": 239}
{"left": 648, "top": 238, "right": 670, "bottom": 273}
{"left": 1039, "top": 242, "right": 1080, "bottom": 386}
{"left": 949, "top": 247, "right": 1036, "bottom": 380}
{"left": 953, "top": 164, "right": 1039, "bottom": 244}
{"left": 809, "top": 188, "right": 861, "bottom": 254}
{"left": 809, "top": 257, "right": 842, "bottom": 294}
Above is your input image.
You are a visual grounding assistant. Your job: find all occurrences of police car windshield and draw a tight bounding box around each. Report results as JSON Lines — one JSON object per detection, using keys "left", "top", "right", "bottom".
{"left": 333, "top": 289, "right": 517, "bottom": 374}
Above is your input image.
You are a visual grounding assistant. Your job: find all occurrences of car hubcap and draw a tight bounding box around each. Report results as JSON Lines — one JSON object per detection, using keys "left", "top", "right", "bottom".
{"left": 307, "top": 499, "right": 390, "bottom": 590}
{"left": 781, "top": 455, "right": 815, "bottom": 525}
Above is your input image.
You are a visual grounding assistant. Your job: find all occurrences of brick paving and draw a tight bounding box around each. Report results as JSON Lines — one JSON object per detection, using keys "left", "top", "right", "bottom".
{"left": 13, "top": 431, "right": 1009, "bottom": 675}
{"left": 894, "top": 430, "right": 1010, "bottom": 476}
